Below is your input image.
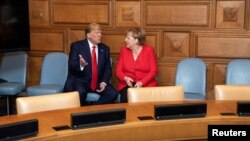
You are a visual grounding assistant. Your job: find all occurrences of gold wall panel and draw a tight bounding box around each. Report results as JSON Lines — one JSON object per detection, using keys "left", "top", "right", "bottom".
{"left": 52, "top": 1, "right": 111, "bottom": 25}
{"left": 163, "top": 32, "right": 190, "bottom": 58}
{"left": 30, "top": 29, "right": 66, "bottom": 51}
{"left": 29, "top": 0, "right": 49, "bottom": 27}
{"left": 144, "top": 1, "right": 211, "bottom": 27}
{"left": 115, "top": 1, "right": 141, "bottom": 27}
{"left": 216, "top": 1, "right": 245, "bottom": 29}
{"left": 194, "top": 32, "right": 250, "bottom": 58}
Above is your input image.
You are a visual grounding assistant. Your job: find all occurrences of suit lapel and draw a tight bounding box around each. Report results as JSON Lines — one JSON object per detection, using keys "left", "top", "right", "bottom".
{"left": 97, "top": 45, "right": 104, "bottom": 73}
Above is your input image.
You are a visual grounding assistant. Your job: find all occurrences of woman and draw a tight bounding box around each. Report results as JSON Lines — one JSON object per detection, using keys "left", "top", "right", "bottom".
{"left": 116, "top": 27, "right": 158, "bottom": 102}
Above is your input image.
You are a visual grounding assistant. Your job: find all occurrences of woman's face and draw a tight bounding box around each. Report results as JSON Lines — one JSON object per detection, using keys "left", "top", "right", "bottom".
{"left": 125, "top": 32, "right": 138, "bottom": 49}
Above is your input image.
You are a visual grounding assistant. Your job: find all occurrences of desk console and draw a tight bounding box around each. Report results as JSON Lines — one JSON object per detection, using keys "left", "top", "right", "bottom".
{"left": 0, "top": 119, "right": 38, "bottom": 141}
{"left": 71, "top": 108, "right": 126, "bottom": 129}
{"left": 154, "top": 102, "right": 207, "bottom": 120}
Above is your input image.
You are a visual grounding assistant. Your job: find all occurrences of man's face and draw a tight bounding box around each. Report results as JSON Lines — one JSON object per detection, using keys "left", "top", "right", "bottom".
{"left": 87, "top": 28, "right": 102, "bottom": 45}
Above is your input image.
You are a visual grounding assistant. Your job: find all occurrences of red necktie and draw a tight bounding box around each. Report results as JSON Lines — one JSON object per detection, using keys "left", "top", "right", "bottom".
{"left": 91, "top": 46, "right": 98, "bottom": 91}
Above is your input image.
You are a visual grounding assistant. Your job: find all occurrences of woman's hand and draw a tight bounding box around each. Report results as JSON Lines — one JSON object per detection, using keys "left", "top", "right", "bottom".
{"left": 124, "top": 76, "right": 134, "bottom": 87}
{"left": 135, "top": 81, "right": 143, "bottom": 87}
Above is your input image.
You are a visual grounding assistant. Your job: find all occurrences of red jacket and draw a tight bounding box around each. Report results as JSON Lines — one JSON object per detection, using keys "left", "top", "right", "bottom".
{"left": 116, "top": 45, "right": 158, "bottom": 91}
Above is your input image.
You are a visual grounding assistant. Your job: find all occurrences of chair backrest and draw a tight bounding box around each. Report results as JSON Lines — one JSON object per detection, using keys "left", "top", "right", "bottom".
{"left": 16, "top": 91, "right": 80, "bottom": 114}
{"left": 127, "top": 86, "right": 184, "bottom": 103}
{"left": 226, "top": 59, "right": 250, "bottom": 85}
{"left": 175, "top": 58, "right": 206, "bottom": 97}
{"left": 40, "top": 52, "right": 68, "bottom": 85}
{"left": 0, "top": 51, "right": 28, "bottom": 85}
{"left": 215, "top": 85, "right": 250, "bottom": 100}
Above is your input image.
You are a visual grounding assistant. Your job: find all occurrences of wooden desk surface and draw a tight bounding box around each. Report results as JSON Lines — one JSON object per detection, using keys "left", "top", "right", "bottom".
{"left": 0, "top": 100, "right": 250, "bottom": 141}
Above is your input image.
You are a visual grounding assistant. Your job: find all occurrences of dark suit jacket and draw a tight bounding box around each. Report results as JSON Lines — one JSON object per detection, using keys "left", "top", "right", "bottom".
{"left": 64, "top": 39, "right": 112, "bottom": 91}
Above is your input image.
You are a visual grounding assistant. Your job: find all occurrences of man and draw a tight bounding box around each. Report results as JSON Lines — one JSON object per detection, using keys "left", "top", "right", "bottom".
{"left": 64, "top": 23, "right": 118, "bottom": 106}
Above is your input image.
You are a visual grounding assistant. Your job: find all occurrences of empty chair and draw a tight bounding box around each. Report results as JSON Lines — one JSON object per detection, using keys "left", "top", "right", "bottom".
{"left": 215, "top": 85, "right": 250, "bottom": 100}
{"left": 175, "top": 58, "right": 206, "bottom": 100}
{"left": 16, "top": 91, "right": 80, "bottom": 114}
{"left": 127, "top": 86, "right": 184, "bottom": 103}
{"left": 27, "top": 52, "right": 68, "bottom": 96}
{"left": 226, "top": 59, "right": 250, "bottom": 85}
{"left": 0, "top": 51, "right": 28, "bottom": 115}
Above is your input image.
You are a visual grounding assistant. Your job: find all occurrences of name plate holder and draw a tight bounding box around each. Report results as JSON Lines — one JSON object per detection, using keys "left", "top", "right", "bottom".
{"left": 71, "top": 108, "right": 126, "bottom": 129}
{"left": 154, "top": 103, "right": 207, "bottom": 120}
{"left": 0, "top": 119, "right": 38, "bottom": 141}
{"left": 237, "top": 102, "right": 250, "bottom": 116}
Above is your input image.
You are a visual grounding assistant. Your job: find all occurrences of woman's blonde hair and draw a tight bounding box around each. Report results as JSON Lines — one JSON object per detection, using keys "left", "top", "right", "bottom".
{"left": 127, "top": 27, "right": 146, "bottom": 45}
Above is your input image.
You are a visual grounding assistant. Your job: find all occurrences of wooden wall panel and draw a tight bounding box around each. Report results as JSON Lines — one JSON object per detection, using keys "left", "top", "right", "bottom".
{"left": 213, "top": 63, "right": 227, "bottom": 86}
{"left": 52, "top": 1, "right": 111, "bottom": 25}
{"left": 247, "top": 0, "right": 250, "bottom": 29}
{"left": 216, "top": 1, "right": 245, "bottom": 29}
{"left": 101, "top": 31, "right": 160, "bottom": 56}
{"left": 163, "top": 32, "right": 190, "bottom": 58}
{"left": 102, "top": 32, "right": 126, "bottom": 54}
{"left": 115, "top": 1, "right": 141, "bottom": 27}
{"left": 26, "top": 56, "right": 43, "bottom": 86}
{"left": 30, "top": 29, "right": 67, "bottom": 51}
{"left": 67, "top": 29, "right": 160, "bottom": 57}
{"left": 144, "top": 1, "right": 211, "bottom": 28}
{"left": 67, "top": 29, "right": 85, "bottom": 53}
{"left": 194, "top": 31, "right": 250, "bottom": 58}
{"left": 157, "top": 63, "right": 177, "bottom": 86}
{"left": 145, "top": 31, "right": 161, "bottom": 58}
{"left": 27, "top": 0, "right": 250, "bottom": 99}
{"left": 29, "top": 0, "right": 49, "bottom": 27}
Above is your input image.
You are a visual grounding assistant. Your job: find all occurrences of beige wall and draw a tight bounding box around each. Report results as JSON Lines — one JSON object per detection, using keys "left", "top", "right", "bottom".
{"left": 28, "top": 0, "right": 250, "bottom": 99}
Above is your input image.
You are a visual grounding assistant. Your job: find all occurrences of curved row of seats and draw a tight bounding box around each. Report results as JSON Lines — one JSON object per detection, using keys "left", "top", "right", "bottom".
{"left": 1, "top": 51, "right": 250, "bottom": 115}
{"left": 15, "top": 84, "right": 250, "bottom": 115}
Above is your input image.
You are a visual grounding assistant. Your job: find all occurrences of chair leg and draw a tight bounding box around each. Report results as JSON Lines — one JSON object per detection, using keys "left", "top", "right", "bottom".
{"left": 6, "top": 96, "right": 12, "bottom": 116}
{"left": 6, "top": 96, "right": 9, "bottom": 115}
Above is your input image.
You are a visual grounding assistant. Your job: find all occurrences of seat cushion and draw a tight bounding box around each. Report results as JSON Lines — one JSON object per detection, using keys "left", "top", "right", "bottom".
{"left": 27, "top": 84, "right": 64, "bottom": 96}
{"left": 0, "top": 82, "right": 24, "bottom": 95}
{"left": 85, "top": 92, "right": 121, "bottom": 103}
{"left": 86, "top": 93, "right": 100, "bottom": 102}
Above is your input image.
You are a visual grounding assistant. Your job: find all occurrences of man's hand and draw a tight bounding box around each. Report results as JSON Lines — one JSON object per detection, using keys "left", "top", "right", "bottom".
{"left": 96, "top": 82, "right": 107, "bottom": 93}
{"left": 79, "top": 54, "right": 88, "bottom": 67}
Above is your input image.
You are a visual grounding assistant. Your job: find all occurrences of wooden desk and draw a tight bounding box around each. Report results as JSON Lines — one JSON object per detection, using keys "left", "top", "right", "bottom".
{"left": 0, "top": 100, "right": 250, "bottom": 141}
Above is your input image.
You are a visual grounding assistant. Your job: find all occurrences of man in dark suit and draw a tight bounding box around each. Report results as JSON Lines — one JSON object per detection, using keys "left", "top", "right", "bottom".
{"left": 64, "top": 23, "right": 118, "bottom": 106}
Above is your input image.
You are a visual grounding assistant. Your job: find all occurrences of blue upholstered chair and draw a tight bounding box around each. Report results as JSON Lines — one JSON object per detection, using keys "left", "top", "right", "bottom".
{"left": 226, "top": 59, "right": 250, "bottom": 85}
{"left": 175, "top": 58, "right": 206, "bottom": 100}
{"left": 0, "top": 51, "right": 28, "bottom": 115}
{"left": 27, "top": 52, "right": 68, "bottom": 96}
{"left": 85, "top": 57, "right": 120, "bottom": 103}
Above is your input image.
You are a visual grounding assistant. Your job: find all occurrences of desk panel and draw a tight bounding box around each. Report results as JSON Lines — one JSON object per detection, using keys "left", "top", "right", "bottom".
{"left": 0, "top": 101, "right": 249, "bottom": 141}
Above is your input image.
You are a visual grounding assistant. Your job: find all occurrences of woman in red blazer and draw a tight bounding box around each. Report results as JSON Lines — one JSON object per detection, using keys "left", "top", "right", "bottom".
{"left": 116, "top": 27, "right": 158, "bottom": 102}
